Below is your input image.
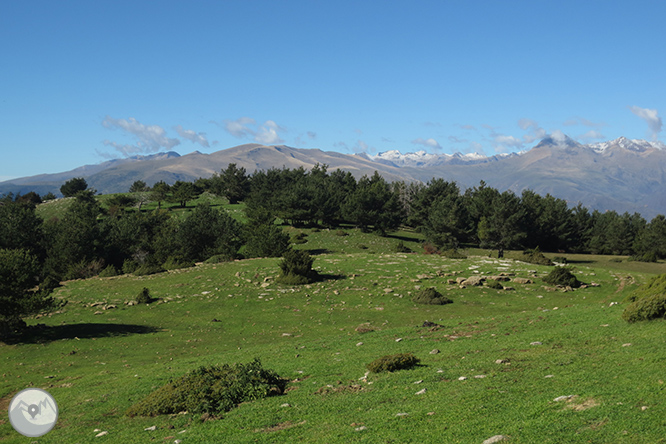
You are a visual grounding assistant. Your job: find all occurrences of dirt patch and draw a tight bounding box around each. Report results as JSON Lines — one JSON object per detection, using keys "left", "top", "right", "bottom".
{"left": 565, "top": 396, "right": 600, "bottom": 411}
{"left": 255, "top": 420, "right": 306, "bottom": 433}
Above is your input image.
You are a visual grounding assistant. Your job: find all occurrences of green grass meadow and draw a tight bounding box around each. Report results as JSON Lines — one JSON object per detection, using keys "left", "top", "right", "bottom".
{"left": 1, "top": 228, "right": 665, "bottom": 443}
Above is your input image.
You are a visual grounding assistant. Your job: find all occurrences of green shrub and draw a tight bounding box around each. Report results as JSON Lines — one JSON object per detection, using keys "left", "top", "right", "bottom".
{"left": 630, "top": 251, "right": 658, "bottom": 263}
{"left": 394, "top": 241, "right": 412, "bottom": 253}
{"left": 542, "top": 267, "right": 581, "bottom": 288}
{"left": 622, "top": 294, "right": 666, "bottom": 323}
{"left": 122, "top": 259, "right": 138, "bottom": 274}
{"left": 133, "top": 264, "right": 165, "bottom": 276}
{"left": 411, "top": 287, "right": 452, "bottom": 305}
{"left": 276, "top": 249, "right": 317, "bottom": 285}
{"left": 441, "top": 249, "right": 467, "bottom": 259}
{"left": 485, "top": 279, "right": 504, "bottom": 290}
{"left": 126, "top": 359, "right": 286, "bottom": 417}
{"left": 98, "top": 265, "right": 118, "bottom": 278}
{"left": 204, "top": 254, "right": 233, "bottom": 264}
{"left": 521, "top": 247, "right": 553, "bottom": 266}
{"left": 553, "top": 256, "right": 568, "bottom": 264}
{"left": 357, "top": 244, "right": 368, "bottom": 250}
{"left": 162, "top": 256, "right": 194, "bottom": 270}
{"left": 366, "top": 353, "right": 420, "bottom": 373}
{"left": 291, "top": 232, "right": 308, "bottom": 244}
{"left": 335, "top": 230, "right": 348, "bottom": 236}
{"left": 624, "top": 274, "right": 666, "bottom": 303}
{"left": 136, "top": 287, "right": 156, "bottom": 304}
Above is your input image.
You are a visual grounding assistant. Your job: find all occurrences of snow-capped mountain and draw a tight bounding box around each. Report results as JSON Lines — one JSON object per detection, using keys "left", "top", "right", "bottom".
{"left": 368, "top": 149, "right": 516, "bottom": 167}
{"left": 587, "top": 136, "right": 665, "bottom": 153}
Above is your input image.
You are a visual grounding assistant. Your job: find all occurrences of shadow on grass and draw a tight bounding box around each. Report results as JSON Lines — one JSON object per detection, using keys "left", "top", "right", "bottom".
{"left": 565, "top": 260, "right": 594, "bottom": 264}
{"left": 306, "top": 248, "right": 333, "bottom": 255}
{"left": 4, "top": 323, "right": 162, "bottom": 345}
{"left": 314, "top": 273, "right": 346, "bottom": 282}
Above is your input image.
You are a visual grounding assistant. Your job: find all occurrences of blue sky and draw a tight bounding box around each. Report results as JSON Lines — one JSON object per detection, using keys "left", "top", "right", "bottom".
{"left": 2, "top": 0, "right": 665, "bottom": 180}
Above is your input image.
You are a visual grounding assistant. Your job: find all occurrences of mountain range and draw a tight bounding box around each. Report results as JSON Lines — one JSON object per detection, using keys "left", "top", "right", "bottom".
{"left": 2, "top": 136, "right": 665, "bottom": 220}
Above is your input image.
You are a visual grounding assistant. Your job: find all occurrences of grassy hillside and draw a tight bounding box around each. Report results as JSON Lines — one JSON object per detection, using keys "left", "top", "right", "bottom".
{"left": 1, "top": 229, "right": 665, "bottom": 443}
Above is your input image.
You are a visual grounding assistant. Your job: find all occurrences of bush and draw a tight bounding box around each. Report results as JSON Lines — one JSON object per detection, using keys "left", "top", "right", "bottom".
{"left": 133, "top": 264, "right": 165, "bottom": 276}
{"left": 624, "top": 274, "right": 666, "bottom": 304}
{"left": 630, "top": 251, "right": 658, "bottom": 263}
{"left": 522, "top": 247, "right": 553, "bottom": 266}
{"left": 366, "top": 353, "right": 420, "bottom": 373}
{"left": 291, "top": 232, "right": 308, "bottom": 244}
{"left": 394, "top": 241, "right": 412, "bottom": 253}
{"left": 122, "top": 259, "right": 138, "bottom": 274}
{"left": 441, "top": 249, "right": 467, "bottom": 259}
{"left": 64, "top": 259, "right": 105, "bottom": 280}
{"left": 542, "top": 267, "right": 581, "bottom": 288}
{"left": 136, "top": 287, "right": 156, "bottom": 304}
{"left": 276, "top": 249, "right": 317, "bottom": 285}
{"left": 357, "top": 244, "right": 368, "bottom": 250}
{"left": 553, "top": 256, "right": 568, "bottom": 264}
{"left": 485, "top": 279, "right": 504, "bottom": 290}
{"left": 126, "top": 359, "right": 286, "bottom": 417}
{"left": 162, "top": 256, "right": 194, "bottom": 271}
{"left": 411, "top": 287, "right": 453, "bottom": 305}
{"left": 622, "top": 294, "right": 666, "bottom": 323}
{"left": 335, "top": 230, "right": 348, "bottom": 236}
{"left": 99, "top": 265, "right": 118, "bottom": 278}
{"left": 204, "top": 254, "right": 233, "bottom": 264}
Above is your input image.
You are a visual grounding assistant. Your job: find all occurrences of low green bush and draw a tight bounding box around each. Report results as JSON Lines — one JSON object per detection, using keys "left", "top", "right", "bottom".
{"left": 411, "top": 287, "right": 452, "bottom": 305}
{"left": 521, "top": 247, "right": 553, "bottom": 266}
{"left": 485, "top": 279, "right": 504, "bottom": 290}
{"left": 133, "top": 264, "right": 165, "bottom": 276}
{"left": 291, "top": 232, "right": 308, "bottom": 244}
{"left": 622, "top": 294, "right": 666, "bottom": 323}
{"left": 394, "top": 241, "right": 412, "bottom": 253}
{"left": 162, "top": 256, "right": 194, "bottom": 270}
{"left": 542, "top": 267, "right": 581, "bottom": 288}
{"left": 630, "top": 251, "right": 658, "bottom": 263}
{"left": 122, "top": 259, "right": 138, "bottom": 274}
{"left": 136, "top": 287, "right": 156, "bottom": 304}
{"left": 204, "top": 254, "right": 233, "bottom": 264}
{"left": 126, "top": 359, "right": 286, "bottom": 417}
{"left": 624, "top": 274, "right": 666, "bottom": 304}
{"left": 276, "top": 249, "right": 317, "bottom": 285}
{"left": 366, "top": 353, "right": 420, "bottom": 373}
{"left": 98, "top": 265, "right": 118, "bottom": 278}
{"left": 553, "top": 256, "right": 568, "bottom": 264}
{"left": 441, "top": 249, "right": 467, "bottom": 259}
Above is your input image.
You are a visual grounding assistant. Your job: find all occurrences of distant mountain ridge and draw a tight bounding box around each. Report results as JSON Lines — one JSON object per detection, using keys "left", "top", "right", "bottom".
{"left": 1, "top": 137, "right": 665, "bottom": 219}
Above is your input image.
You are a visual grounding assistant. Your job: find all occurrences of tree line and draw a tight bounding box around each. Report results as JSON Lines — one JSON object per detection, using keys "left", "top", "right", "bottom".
{"left": 2, "top": 163, "right": 666, "bottom": 336}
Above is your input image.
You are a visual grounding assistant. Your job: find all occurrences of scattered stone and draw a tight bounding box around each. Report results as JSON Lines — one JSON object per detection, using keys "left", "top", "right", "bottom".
{"left": 530, "top": 341, "right": 543, "bottom": 346}
{"left": 395, "top": 338, "right": 403, "bottom": 342}
{"left": 94, "top": 311, "right": 104, "bottom": 315}
{"left": 356, "top": 342, "right": 363, "bottom": 346}
{"left": 447, "top": 279, "right": 457, "bottom": 284}
{"left": 355, "top": 426, "right": 367, "bottom": 431}
{"left": 422, "top": 321, "right": 442, "bottom": 328}
{"left": 474, "top": 375, "right": 486, "bottom": 379}
{"left": 641, "top": 406, "right": 649, "bottom": 411}
{"left": 416, "top": 274, "right": 431, "bottom": 279}
{"left": 609, "top": 302, "right": 618, "bottom": 306}
{"left": 462, "top": 276, "right": 484, "bottom": 286}
{"left": 590, "top": 282, "right": 600, "bottom": 287}
{"left": 456, "top": 277, "right": 467, "bottom": 284}
{"left": 95, "top": 431, "right": 108, "bottom": 437}
{"left": 260, "top": 283, "right": 270, "bottom": 288}
{"left": 544, "top": 375, "right": 554, "bottom": 378}
{"left": 430, "top": 349, "right": 440, "bottom": 354}
{"left": 396, "top": 412, "right": 409, "bottom": 417}
{"left": 513, "top": 277, "right": 533, "bottom": 284}
{"left": 483, "top": 435, "right": 509, "bottom": 444}
{"left": 437, "top": 369, "right": 444, "bottom": 373}
{"left": 145, "top": 426, "right": 156, "bottom": 431}
{"left": 175, "top": 440, "right": 182, "bottom": 444}
{"left": 554, "top": 395, "right": 575, "bottom": 402}
{"left": 280, "top": 403, "right": 290, "bottom": 407}
{"left": 502, "top": 286, "right": 515, "bottom": 291}
{"left": 415, "top": 388, "right": 427, "bottom": 395}
{"left": 104, "top": 304, "right": 117, "bottom": 310}
{"left": 488, "top": 276, "right": 511, "bottom": 282}
{"left": 495, "top": 359, "right": 510, "bottom": 364}
{"left": 282, "top": 333, "right": 292, "bottom": 337}
{"left": 622, "top": 343, "right": 632, "bottom": 347}
{"left": 427, "top": 411, "right": 435, "bottom": 415}
{"left": 458, "top": 376, "right": 467, "bottom": 381}
{"left": 384, "top": 288, "right": 393, "bottom": 293}
{"left": 414, "top": 380, "right": 423, "bottom": 384}
{"left": 90, "top": 302, "right": 105, "bottom": 307}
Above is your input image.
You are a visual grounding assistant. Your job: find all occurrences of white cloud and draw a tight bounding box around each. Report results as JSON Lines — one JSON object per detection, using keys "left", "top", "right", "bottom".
{"left": 579, "top": 130, "right": 605, "bottom": 142}
{"left": 518, "top": 118, "right": 547, "bottom": 144}
{"left": 255, "top": 120, "right": 285, "bottom": 145}
{"left": 174, "top": 125, "right": 209, "bottom": 148}
{"left": 448, "top": 136, "right": 467, "bottom": 144}
{"left": 102, "top": 116, "right": 180, "bottom": 155}
{"left": 412, "top": 137, "right": 442, "bottom": 150}
{"left": 629, "top": 105, "right": 662, "bottom": 141}
{"left": 493, "top": 134, "right": 523, "bottom": 150}
{"left": 222, "top": 117, "right": 256, "bottom": 138}
{"left": 220, "top": 117, "right": 286, "bottom": 145}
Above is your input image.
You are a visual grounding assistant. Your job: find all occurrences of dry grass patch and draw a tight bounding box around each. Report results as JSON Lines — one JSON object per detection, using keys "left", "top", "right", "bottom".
{"left": 255, "top": 420, "right": 307, "bottom": 433}
{"left": 564, "top": 396, "right": 600, "bottom": 411}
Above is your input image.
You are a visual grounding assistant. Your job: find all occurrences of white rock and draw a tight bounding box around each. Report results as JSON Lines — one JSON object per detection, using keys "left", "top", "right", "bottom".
{"left": 144, "top": 426, "right": 156, "bottom": 431}
{"left": 396, "top": 412, "right": 409, "bottom": 416}
{"left": 622, "top": 343, "right": 632, "bottom": 347}
{"left": 554, "top": 395, "right": 575, "bottom": 402}
{"left": 95, "top": 431, "right": 108, "bottom": 437}
{"left": 429, "top": 349, "right": 440, "bottom": 354}
{"left": 280, "top": 403, "right": 290, "bottom": 407}
{"left": 530, "top": 341, "right": 543, "bottom": 346}
{"left": 483, "top": 435, "right": 509, "bottom": 444}
{"left": 395, "top": 338, "right": 403, "bottom": 342}
{"left": 355, "top": 426, "right": 367, "bottom": 431}
{"left": 356, "top": 342, "right": 363, "bottom": 346}
{"left": 544, "top": 375, "right": 554, "bottom": 378}
{"left": 414, "top": 380, "right": 423, "bottom": 384}
{"left": 458, "top": 376, "right": 467, "bottom": 381}
{"left": 415, "top": 388, "right": 427, "bottom": 395}
{"left": 474, "top": 375, "right": 486, "bottom": 379}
